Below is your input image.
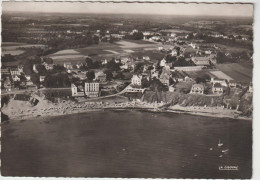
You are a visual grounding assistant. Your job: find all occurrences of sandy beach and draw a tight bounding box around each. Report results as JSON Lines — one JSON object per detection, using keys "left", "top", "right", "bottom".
{"left": 1, "top": 94, "right": 252, "bottom": 121}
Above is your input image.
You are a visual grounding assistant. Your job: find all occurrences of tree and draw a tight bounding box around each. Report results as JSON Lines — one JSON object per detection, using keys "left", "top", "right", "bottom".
{"left": 85, "top": 57, "right": 93, "bottom": 67}
{"left": 86, "top": 70, "right": 95, "bottom": 81}
{"left": 36, "top": 64, "right": 47, "bottom": 75}
{"left": 132, "top": 32, "right": 144, "bottom": 40}
{"left": 1, "top": 54, "right": 16, "bottom": 62}
{"left": 104, "top": 70, "right": 113, "bottom": 80}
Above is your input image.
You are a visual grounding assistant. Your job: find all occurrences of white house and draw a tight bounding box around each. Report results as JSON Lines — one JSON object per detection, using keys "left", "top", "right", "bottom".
{"left": 212, "top": 84, "right": 224, "bottom": 94}
{"left": 160, "top": 58, "right": 167, "bottom": 67}
{"left": 85, "top": 82, "right": 100, "bottom": 97}
{"left": 211, "top": 78, "right": 228, "bottom": 87}
{"left": 71, "top": 84, "right": 85, "bottom": 97}
{"left": 190, "top": 84, "right": 204, "bottom": 94}
{"left": 131, "top": 74, "right": 142, "bottom": 86}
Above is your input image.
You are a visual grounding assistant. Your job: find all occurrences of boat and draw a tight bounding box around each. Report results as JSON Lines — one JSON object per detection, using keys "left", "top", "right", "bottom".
{"left": 218, "top": 139, "right": 223, "bottom": 147}
{"left": 222, "top": 149, "right": 229, "bottom": 153}
{"left": 209, "top": 148, "right": 213, "bottom": 151}
{"left": 219, "top": 155, "right": 223, "bottom": 158}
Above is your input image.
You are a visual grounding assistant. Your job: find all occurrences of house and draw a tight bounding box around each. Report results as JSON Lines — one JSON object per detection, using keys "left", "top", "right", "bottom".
{"left": 71, "top": 83, "right": 85, "bottom": 97}
{"left": 229, "top": 80, "right": 237, "bottom": 88}
{"left": 151, "top": 71, "right": 159, "bottom": 79}
{"left": 190, "top": 84, "right": 204, "bottom": 94}
{"left": 43, "top": 62, "right": 54, "bottom": 70}
{"left": 159, "top": 73, "right": 170, "bottom": 86}
{"left": 143, "top": 65, "right": 149, "bottom": 72}
{"left": 17, "top": 65, "right": 24, "bottom": 74}
{"left": 10, "top": 68, "right": 20, "bottom": 76}
{"left": 40, "top": 76, "right": 46, "bottom": 82}
{"left": 3, "top": 77, "right": 12, "bottom": 91}
{"left": 25, "top": 75, "right": 31, "bottom": 81}
{"left": 115, "top": 59, "right": 121, "bottom": 63}
{"left": 160, "top": 58, "right": 167, "bottom": 67}
{"left": 212, "top": 83, "right": 224, "bottom": 94}
{"left": 101, "top": 59, "right": 108, "bottom": 65}
{"left": 120, "top": 64, "right": 130, "bottom": 70}
{"left": 12, "top": 75, "right": 20, "bottom": 82}
{"left": 158, "top": 46, "right": 164, "bottom": 51}
{"left": 131, "top": 74, "right": 142, "bottom": 86}
{"left": 211, "top": 78, "right": 228, "bottom": 87}
{"left": 125, "top": 86, "right": 146, "bottom": 93}
{"left": 64, "top": 62, "right": 73, "bottom": 70}
{"left": 85, "top": 82, "right": 100, "bottom": 97}
{"left": 184, "top": 76, "right": 193, "bottom": 82}
{"left": 76, "top": 63, "right": 84, "bottom": 69}
{"left": 95, "top": 71, "right": 107, "bottom": 82}
{"left": 191, "top": 56, "right": 210, "bottom": 66}
{"left": 143, "top": 56, "right": 150, "bottom": 61}
{"left": 169, "top": 85, "right": 176, "bottom": 92}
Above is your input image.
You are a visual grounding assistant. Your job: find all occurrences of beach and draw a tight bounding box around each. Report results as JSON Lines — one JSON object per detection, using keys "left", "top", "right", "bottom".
{"left": 1, "top": 94, "right": 252, "bottom": 121}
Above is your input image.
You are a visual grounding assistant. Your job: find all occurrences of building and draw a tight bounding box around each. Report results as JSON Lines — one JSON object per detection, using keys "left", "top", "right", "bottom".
{"left": 190, "top": 84, "right": 204, "bottom": 94}
{"left": 229, "top": 80, "right": 237, "bottom": 88}
{"left": 160, "top": 58, "right": 167, "bottom": 67}
{"left": 125, "top": 86, "right": 146, "bottom": 93}
{"left": 131, "top": 75, "right": 142, "bottom": 86}
{"left": 76, "top": 63, "right": 84, "bottom": 69}
{"left": 95, "top": 71, "right": 107, "bottom": 82}
{"left": 17, "top": 65, "right": 24, "bottom": 74}
{"left": 159, "top": 73, "right": 170, "bottom": 86}
{"left": 212, "top": 83, "right": 224, "bottom": 94}
{"left": 173, "top": 66, "right": 205, "bottom": 71}
{"left": 169, "top": 85, "right": 176, "bottom": 92}
{"left": 191, "top": 56, "right": 211, "bottom": 66}
{"left": 101, "top": 59, "right": 108, "bottom": 65}
{"left": 211, "top": 78, "right": 228, "bottom": 87}
{"left": 10, "top": 68, "right": 20, "bottom": 76}
{"left": 85, "top": 82, "right": 100, "bottom": 97}
{"left": 71, "top": 84, "right": 85, "bottom": 97}
{"left": 25, "top": 75, "right": 31, "bottom": 81}
{"left": 12, "top": 75, "right": 20, "bottom": 82}
{"left": 143, "top": 56, "right": 150, "bottom": 61}
{"left": 40, "top": 76, "right": 46, "bottom": 82}
{"left": 151, "top": 71, "right": 159, "bottom": 79}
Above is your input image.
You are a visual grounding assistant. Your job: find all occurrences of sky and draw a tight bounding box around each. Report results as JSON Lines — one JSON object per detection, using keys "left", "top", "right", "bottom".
{"left": 2, "top": 1, "right": 253, "bottom": 17}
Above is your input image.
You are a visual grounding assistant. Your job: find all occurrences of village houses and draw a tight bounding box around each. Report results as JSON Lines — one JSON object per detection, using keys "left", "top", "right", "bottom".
{"left": 131, "top": 74, "right": 142, "bottom": 86}
{"left": 212, "top": 83, "right": 224, "bottom": 94}
{"left": 190, "top": 84, "right": 204, "bottom": 94}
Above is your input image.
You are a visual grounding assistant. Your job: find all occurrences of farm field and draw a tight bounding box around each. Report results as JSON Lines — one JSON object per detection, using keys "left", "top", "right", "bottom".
{"left": 2, "top": 42, "right": 46, "bottom": 56}
{"left": 49, "top": 40, "right": 162, "bottom": 62}
{"left": 184, "top": 70, "right": 216, "bottom": 79}
{"left": 215, "top": 63, "right": 253, "bottom": 83}
{"left": 209, "top": 70, "right": 233, "bottom": 81}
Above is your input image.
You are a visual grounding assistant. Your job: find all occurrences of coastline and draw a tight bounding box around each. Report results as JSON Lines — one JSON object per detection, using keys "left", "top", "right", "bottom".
{"left": 3, "top": 103, "right": 252, "bottom": 122}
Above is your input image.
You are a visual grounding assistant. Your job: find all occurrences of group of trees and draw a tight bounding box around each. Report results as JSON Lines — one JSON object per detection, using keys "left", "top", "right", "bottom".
{"left": 141, "top": 78, "right": 168, "bottom": 91}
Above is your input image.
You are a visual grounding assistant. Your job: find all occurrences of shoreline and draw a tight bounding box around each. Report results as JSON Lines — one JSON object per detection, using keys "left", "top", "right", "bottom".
{"left": 4, "top": 105, "right": 252, "bottom": 122}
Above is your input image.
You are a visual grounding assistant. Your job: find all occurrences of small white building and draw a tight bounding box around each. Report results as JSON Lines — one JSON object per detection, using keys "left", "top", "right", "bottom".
{"left": 85, "top": 82, "right": 100, "bottom": 97}
{"left": 212, "top": 84, "right": 224, "bottom": 94}
{"left": 71, "top": 84, "right": 85, "bottom": 97}
{"left": 211, "top": 78, "right": 228, "bottom": 87}
{"left": 190, "top": 84, "right": 204, "bottom": 94}
{"left": 40, "top": 76, "right": 46, "bottom": 82}
{"left": 131, "top": 74, "right": 143, "bottom": 86}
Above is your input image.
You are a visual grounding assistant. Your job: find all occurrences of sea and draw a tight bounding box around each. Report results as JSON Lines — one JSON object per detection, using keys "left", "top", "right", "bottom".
{"left": 1, "top": 110, "right": 252, "bottom": 178}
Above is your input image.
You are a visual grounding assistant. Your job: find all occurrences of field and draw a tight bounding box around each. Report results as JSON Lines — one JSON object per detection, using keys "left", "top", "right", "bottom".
{"left": 184, "top": 70, "right": 216, "bottom": 79}
{"left": 209, "top": 70, "right": 233, "bottom": 81}
{"left": 215, "top": 63, "right": 253, "bottom": 83}
{"left": 49, "top": 40, "right": 162, "bottom": 62}
{"left": 2, "top": 42, "right": 46, "bottom": 56}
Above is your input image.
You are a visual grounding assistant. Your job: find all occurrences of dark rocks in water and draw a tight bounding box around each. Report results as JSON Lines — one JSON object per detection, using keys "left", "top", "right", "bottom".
{"left": 30, "top": 98, "right": 39, "bottom": 106}
{"left": 1, "top": 112, "right": 9, "bottom": 122}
